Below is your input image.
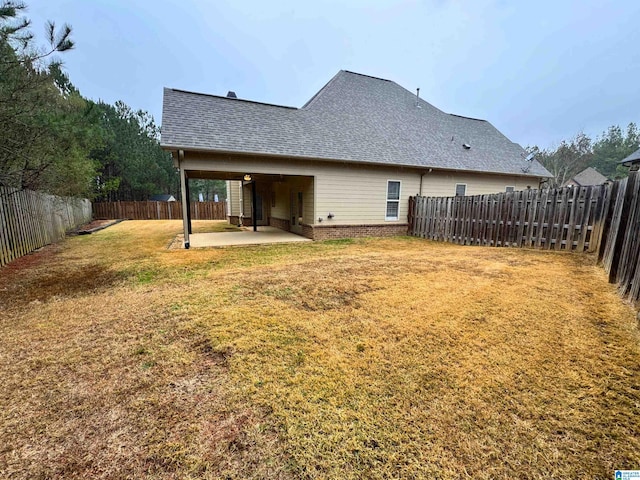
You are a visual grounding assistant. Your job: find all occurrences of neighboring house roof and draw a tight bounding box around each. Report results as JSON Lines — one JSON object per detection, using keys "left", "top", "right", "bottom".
{"left": 161, "top": 70, "right": 551, "bottom": 178}
{"left": 566, "top": 167, "right": 609, "bottom": 186}
{"left": 149, "top": 194, "right": 176, "bottom": 202}
{"left": 620, "top": 148, "right": 640, "bottom": 165}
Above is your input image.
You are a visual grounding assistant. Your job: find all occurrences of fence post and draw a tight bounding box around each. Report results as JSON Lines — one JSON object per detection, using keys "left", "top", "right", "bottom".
{"left": 596, "top": 182, "right": 617, "bottom": 262}
{"left": 408, "top": 196, "right": 415, "bottom": 235}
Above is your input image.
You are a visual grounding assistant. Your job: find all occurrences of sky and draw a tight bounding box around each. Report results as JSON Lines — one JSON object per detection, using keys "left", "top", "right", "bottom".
{"left": 25, "top": 0, "right": 640, "bottom": 150}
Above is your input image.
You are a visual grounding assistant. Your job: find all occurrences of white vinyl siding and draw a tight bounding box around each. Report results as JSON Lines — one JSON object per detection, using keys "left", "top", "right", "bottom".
{"left": 386, "top": 180, "right": 401, "bottom": 221}
{"left": 455, "top": 183, "right": 466, "bottom": 196}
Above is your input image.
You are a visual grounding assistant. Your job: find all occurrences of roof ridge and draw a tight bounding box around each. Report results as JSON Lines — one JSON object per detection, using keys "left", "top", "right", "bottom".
{"left": 342, "top": 70, "right": 393, "bottom": 82}
{"left": 448, "top": 113, "right": 487, "bottom": 122}
{"left": 168, "top": 88, "right": 298, "bottom": 110}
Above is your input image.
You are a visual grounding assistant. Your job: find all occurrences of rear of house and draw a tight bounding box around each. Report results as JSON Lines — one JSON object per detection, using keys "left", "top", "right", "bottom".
{"left": 161, "top": 70, "right": 550, "bottom": 245}
{"left": 224, "top": 162, "right": 539, "bottom": 240}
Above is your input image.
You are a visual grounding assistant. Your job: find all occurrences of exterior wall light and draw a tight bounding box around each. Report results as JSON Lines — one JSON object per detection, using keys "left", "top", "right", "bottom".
{"left": 243, "top": 174, "right": 252, "bottom": 181}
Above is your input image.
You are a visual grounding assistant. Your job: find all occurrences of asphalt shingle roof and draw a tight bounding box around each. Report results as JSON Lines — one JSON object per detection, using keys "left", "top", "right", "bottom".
{"left": 620, "top": 148, "right": 640, "bottom": 165}
{"left": 569, "top": 167, "right": 609, "bottom": 186}
{"left": 161, "top": 70, "right": 551, "bottom": 178}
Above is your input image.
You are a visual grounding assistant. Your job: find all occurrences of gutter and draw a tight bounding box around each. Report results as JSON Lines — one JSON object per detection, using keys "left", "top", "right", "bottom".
{"left": 161, "top": 144, "right": 550, "bottom": 179}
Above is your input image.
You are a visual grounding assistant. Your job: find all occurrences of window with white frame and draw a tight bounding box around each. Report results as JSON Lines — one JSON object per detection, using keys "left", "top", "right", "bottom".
{"left": 386, "top": 180, "right": 401, "bottom": 221}
{"left": 455, "top": 183, "right": 466, "bottom": 196}
{"left": 505, "top": 186, "right": 515, "bottom": 192}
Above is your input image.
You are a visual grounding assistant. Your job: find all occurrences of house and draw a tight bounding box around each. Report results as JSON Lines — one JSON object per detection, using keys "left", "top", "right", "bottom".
{"left": 160, "top": 70, "right": 550, "bottom": 248}
{"left": 620, "top": 148, "right": 640, "bottom": 170}
{"left": 564, "top": 167, "right": 609, "bottom": 187}
{"left": 149, "top": 194, "right": 177, "bottom": 202}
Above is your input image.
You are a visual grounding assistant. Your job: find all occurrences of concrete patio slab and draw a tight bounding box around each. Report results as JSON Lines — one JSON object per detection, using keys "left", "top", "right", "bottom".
{"left": 187, "top": 226, "right": 311, "bottom": 248}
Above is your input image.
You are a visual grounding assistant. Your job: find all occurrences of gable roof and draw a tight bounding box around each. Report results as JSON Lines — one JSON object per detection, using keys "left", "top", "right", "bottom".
{"left": 149, "top": 194, "right": 176, "bottom": 202}
{"left": 568, "top": 167, "right": 609, "bottom": 186}
{"left": 161, "top": 70, "right": 550, "bottom": 178}
{"left": 620, "top": 148, "right": 640, "bottom": 165}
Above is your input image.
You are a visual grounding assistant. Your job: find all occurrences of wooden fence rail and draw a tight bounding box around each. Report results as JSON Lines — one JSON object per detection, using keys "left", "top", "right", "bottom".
{"left": 409, "top": 185, "right": 610, "bottom": 252}
{"left": 0, "top": 187, "right": 92, "bottom": 267}
{"left": 92, "top": 201, "right": 227, "bottom": 221}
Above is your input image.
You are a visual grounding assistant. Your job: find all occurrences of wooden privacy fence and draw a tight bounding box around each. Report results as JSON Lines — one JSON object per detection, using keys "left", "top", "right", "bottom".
{"left": 408, "top": 172, "right": 640, "bottom": 304}
{"left": 93, "top": 201, "right": 227, "bottom": 220}
{"left": 0, "top": 187, "right": 92, "bottom": 267}
{"left": 598, "top": 172, "right": 640, "bottom": 303}
{"left": 409, "top": 185, "right": 611, "bottom": 252}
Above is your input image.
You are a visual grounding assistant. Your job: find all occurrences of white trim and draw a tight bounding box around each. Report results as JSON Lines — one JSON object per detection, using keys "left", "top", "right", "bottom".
{"left": 455, "top": 183, "right": 467, "bottom": 197}
{"left": 385, "top": 179, "right": 401, "bottom": 221}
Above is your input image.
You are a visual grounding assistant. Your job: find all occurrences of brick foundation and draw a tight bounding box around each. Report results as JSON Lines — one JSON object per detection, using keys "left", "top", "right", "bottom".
{"left": 229, "top": 218, "right": 408, "bottom": 240}
{"left": 269, "top": 217, "right": 291, "bottom": 231}
{"left": 301, "top": 224, "right": 314, "bottom": 239}
{"left": 309, "top": 223, "right": 409, "bottom": 241}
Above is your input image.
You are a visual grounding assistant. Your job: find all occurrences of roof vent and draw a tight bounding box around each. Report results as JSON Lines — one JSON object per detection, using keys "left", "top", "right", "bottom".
{"left": 226, "top": 91, "right": 237, "bottom": 99}
{"left": 462, "top": 143, "right": 471, "bottom": 150}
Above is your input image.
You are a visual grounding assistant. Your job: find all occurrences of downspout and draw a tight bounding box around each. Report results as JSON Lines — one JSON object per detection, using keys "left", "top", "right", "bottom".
{"left": 419, "top": 168, "right": 432, "bottom": 196}
{"left": 178, "top": 150, "right": 190, "bottom": 249}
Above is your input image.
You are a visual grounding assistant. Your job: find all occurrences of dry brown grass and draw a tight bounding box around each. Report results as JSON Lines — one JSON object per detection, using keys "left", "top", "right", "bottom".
{"left": 1, "top": 220, "right": 639, "bottom": 479}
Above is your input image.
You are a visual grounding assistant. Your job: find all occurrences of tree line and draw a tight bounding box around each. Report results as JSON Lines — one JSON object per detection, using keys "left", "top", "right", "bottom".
{"left": 530, "top": 123, "right": 639, "bottom": 188}
{"left": 2, "top": 2, "right": 636, "bottom": 201}
{"left": 0, "top": 1, "right": 225, "bottom": 202}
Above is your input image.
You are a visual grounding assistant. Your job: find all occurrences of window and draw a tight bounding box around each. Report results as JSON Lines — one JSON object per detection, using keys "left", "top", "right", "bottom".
{"left": 455, "top": 183, "right": 466, "bottom": 196}
{"left": 386, "top": 180, "right": 401, "bottom": 221}
{"left": 505, "top": 186, "right": 515, "bottom": 193}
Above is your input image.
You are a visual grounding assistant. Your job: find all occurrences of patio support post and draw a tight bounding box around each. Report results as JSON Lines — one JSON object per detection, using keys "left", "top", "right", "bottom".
{"left": 252, "top": 180, "right": 257, "bottom": 232}
{"left": 178, "top": 150, "right": 190, "bottom": 249}
{"left": 186, "top": 177, "right": 192, "bottom": 234}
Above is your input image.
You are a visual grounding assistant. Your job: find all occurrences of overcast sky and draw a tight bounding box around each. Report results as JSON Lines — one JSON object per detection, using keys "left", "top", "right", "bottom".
{"left": 26, "top": 0, "right": 640, "bottom": 150}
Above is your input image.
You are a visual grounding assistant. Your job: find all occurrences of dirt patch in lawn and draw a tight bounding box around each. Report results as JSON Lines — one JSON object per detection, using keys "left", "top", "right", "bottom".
{"left": 1, "top": 220, "right": 639, "bottom": 479}
{"left": 75, "top": 218, "right": 120, "bottom": 232}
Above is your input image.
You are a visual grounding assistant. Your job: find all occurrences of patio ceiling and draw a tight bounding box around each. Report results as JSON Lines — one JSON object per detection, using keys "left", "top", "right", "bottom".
{"left": 185, "top": 170, "right": 311, "bottom": 183}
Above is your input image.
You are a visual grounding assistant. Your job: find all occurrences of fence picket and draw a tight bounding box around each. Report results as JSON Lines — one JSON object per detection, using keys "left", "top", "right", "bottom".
{"left": 410, "top": 186, "right": 603, "bottom": 254}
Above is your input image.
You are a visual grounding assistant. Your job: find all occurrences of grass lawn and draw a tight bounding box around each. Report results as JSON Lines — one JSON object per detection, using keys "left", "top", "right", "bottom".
{"left": 1, "top": 220, "right": 639, "bottom": 479}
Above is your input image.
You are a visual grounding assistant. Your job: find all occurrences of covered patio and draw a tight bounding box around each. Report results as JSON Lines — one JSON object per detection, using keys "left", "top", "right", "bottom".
{"left": 174, "top": 150, "right": 315, "bottom": 248}
{"left": 186, "top": 226, "right": 311, "bottom": 248}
